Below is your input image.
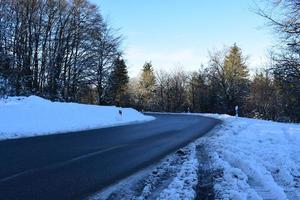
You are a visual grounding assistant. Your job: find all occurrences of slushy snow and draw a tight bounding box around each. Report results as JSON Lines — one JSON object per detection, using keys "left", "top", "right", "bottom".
{"left": 89, "top": 142, "right": 199, "bottom": 200}
{"left": 0, "top": 96, "right": 154, "bottom": 140}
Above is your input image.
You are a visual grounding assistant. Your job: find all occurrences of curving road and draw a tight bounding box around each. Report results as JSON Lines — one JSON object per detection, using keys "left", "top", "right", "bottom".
{"left": 0, "top": 113, "right": 220, "bottom": 200}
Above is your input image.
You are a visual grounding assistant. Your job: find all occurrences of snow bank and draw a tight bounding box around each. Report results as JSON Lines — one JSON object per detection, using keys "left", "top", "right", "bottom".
{"left": 89, "top": 142, "right": 199, "bottom": 200}
{"left": 158, "top": 143, "right": 199, "bottom": 200}
{"left": 0, "top": 96, "right": 155, "bottom": 140}
{"left": 202, "top": 114, "right": 300, "bottom": 200}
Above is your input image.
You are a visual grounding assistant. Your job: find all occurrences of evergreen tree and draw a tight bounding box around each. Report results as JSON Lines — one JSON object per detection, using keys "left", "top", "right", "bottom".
{"left": 107, "top": 58, "right": 129, "bottom": 106}
{"left": 222, "top": 44, "right": 249, "bottom": 114}
{"left": 138, "top": 62, "right": 156, "bottom": 110}
{"left": 208, "top": 44, "right": 249, "bottom": 115}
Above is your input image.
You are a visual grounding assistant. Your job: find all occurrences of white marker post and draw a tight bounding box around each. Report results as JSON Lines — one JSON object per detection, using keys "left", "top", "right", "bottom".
{"left": 235, "top": 105, "right": 239, "bottom": 117}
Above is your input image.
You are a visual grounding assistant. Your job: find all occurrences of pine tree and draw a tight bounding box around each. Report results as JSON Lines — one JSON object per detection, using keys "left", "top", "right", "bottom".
{"left": 209, "top": 44, "right": 249, "bottom": 115}
{"left": 138, "top": 62, "right": 156, "bottom": 110}
{"left": 107, "top": 58, "right": 129, "bottom": 106}
{"left": 221, "top": 44, "right": 249, "bottom": 115}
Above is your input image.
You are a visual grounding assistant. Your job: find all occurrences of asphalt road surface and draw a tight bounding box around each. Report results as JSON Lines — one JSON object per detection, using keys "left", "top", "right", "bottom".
{"left": 0, "top": 113, "right": 220, "bottom": 200}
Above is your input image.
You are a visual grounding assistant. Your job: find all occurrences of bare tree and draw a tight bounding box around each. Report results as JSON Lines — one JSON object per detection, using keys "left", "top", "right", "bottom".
{"left": 0, "top": 0, "right": 123, "bottom": 103}
{"left": 256, "top": 0, "right": 300, "bottom": 121}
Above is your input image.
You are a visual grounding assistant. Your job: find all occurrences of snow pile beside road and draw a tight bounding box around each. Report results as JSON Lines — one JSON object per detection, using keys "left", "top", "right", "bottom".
{"left": 203, "top": 115, "right": 300, "bottom": 200}
{"left": 89, "top": 143, "right": 199, "bottom": 200}
{"left": 0, "top": 96, "right": 154, "bottom": 140}
{"left": 158, "top": 143, "right": 199, "bottom": 200}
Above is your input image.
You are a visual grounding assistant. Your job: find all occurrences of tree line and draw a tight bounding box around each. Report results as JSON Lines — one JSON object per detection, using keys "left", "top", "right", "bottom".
{"left": 0, "top": 0, "right": 122, "bottom": 103}
{"left": 109, "top": 0, "right": 300, "bottom": 122}
{"left": 127, "top": 41, "right": 298, "bottom": 122}
{"left": 0, "top": 0, "right": 299, "bottom": 122}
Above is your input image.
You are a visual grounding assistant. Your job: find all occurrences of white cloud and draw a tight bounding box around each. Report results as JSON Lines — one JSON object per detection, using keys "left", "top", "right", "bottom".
{"left": 125, "top": 46, "right": 207, "bottom": 77}
{"left": 124, "top": 45, "right": 269, "bottom": 78}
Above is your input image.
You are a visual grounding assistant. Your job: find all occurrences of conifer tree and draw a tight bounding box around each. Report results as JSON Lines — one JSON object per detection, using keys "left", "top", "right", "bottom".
{"left": 107, "top": 58, "right": 129, "bottom": 106}
{"left": 222, "top": 44, "right": 249, "bottom": 114}
{"left": 138, "top": 62, "right": 156, "bottom": 110}
{"left": 209, "top": 44, "right": 249, "bottom": 115}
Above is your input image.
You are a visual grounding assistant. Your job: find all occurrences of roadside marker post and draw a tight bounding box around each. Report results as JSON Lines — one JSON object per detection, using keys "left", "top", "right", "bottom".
{"left": 235, "top": 105, "right": 239, "bottom": 117}
{"left": 117, "top": 109, "right": 123, "bottom": 121}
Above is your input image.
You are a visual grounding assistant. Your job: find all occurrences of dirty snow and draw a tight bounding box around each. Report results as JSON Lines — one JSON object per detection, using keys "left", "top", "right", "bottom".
{"left": 158, "top": 143, "right": 198, "bottom": 200}
{"left": 0, "top": 96, "right": 154, "bottom": 140}
{"left": 89, "top": 143, "right": 199, "bottom": 200}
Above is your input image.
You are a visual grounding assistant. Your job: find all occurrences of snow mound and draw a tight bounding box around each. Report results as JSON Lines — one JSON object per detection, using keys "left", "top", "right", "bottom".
{"left": 0, "top": 96, "right": 155, "bottom": 140}
{"left": 89, "top": 142, "right": 199, "bottom": 200}
{"left": 202, "top": 114, "right": 300, "bottom": 200}
{"left": 158, "top": 143, "right": 199, "bottom": 200}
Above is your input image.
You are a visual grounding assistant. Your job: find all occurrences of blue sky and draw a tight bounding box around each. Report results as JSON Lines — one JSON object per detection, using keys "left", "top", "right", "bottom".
{"left": 90, "top": 0, "right": 274, "bottom": 77}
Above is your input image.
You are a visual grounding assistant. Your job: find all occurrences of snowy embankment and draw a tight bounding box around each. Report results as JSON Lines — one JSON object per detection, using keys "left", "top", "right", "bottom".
{"left": 0, "top": 96, "right": 154, "bottom": 140}
{"left": 201, "top": 114, "right": 300, "bottom": 200}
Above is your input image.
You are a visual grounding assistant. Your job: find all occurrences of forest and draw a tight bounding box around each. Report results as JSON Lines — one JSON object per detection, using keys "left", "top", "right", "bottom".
{"left": 0, "top": 0, "right": 299, "bottom": 122}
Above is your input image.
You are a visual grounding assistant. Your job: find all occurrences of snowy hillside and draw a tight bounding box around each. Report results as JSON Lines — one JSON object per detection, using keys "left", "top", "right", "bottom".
{"left": 201, "top": 114, "right": 300, "bottom": 200}
{"left": 0, "top": 96, "right": 154, "bottom": 140}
